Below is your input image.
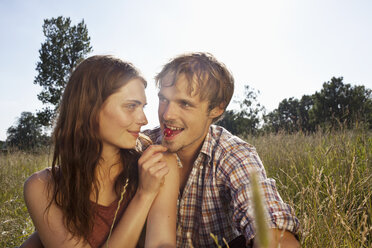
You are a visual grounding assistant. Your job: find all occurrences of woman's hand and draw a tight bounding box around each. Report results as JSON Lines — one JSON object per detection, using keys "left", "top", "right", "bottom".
{"left": 97, "top": 145, "right": 172, "bottom": 248}
{"left": 137, "top": 145, "right": 169, "bottom": 196}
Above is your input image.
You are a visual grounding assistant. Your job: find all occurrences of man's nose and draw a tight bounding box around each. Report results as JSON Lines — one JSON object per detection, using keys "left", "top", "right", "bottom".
{"left": 162, "top": 102, "right": 177, "bottom": 120}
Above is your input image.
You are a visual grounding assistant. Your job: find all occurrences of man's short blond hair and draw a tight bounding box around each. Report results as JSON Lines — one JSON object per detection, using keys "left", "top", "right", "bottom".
{"left": 155, "top": 52, "right": 234, "bottom": 122}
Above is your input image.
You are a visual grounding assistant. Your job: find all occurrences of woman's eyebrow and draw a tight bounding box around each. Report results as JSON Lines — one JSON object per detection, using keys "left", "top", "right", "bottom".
{"left": 124, "top": 99, "right": 144, "bottom": 105}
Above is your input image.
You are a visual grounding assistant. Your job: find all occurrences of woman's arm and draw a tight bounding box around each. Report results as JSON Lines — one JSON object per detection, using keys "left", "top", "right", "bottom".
{"left": 102, "top": 145, "right": 171, "bottom": 248}
{"left": 24, "top": 145, "right": 170, "bottom": 248}
{"left": 24, "top": 169, "right": 90, "bottom": 248}
{"left": 145, "top": 153, "right": 180, "bottom": 248}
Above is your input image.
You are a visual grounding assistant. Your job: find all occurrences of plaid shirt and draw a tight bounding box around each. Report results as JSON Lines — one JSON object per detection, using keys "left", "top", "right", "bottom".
{"left": 143, "top": 125, "right": 300, "bottom": 247}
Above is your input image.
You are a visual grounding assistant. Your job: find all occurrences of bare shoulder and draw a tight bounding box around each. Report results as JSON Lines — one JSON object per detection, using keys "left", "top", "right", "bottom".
{"left": 25, "top": 168, "right": 52, "bottom": 188}
{"left": 24, "top": 168, "right": 53, "bottom": 201}
{"left": 162, "top": 153, "right": 180, "bottom": 186}
{"left": 162, "top": 152, "right": 178, "bottom": 169}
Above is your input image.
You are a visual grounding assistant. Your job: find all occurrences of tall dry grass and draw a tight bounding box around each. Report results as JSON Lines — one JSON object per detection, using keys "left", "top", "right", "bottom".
{"left": 1, "top": 128, "right": 371, "bottom": 247}
{"left": 247, "top": 127, "right": 371, "bottom": 247}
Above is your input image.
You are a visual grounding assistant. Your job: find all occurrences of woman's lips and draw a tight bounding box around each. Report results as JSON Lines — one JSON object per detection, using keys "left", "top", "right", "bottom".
{"left": 129, "top": 131, "right": 140, "bottom": 138}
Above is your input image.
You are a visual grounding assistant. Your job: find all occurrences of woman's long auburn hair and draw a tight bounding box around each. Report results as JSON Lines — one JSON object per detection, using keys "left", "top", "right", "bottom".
{"left": 49, "top": 55, "right": 147, "bottom": 240}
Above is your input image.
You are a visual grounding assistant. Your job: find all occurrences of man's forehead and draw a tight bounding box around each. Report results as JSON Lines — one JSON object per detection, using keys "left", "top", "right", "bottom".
{"left": 159, "top": 71, "right": 176, "bottom": 86}
{"left": 159, "top": 72, "right": 185, "bottom": 86}
{"left": 159, "top": 73, "right": 201, "bottom": 96}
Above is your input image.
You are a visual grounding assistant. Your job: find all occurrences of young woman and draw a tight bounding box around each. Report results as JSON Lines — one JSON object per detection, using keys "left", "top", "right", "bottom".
{"left": 21, "top": 55, "right": 179, "bottom": 248}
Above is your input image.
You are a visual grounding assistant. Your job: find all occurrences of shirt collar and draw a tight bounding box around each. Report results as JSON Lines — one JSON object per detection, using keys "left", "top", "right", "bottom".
{"left": 198, "top": 125, "right": 217, "bottom": 166}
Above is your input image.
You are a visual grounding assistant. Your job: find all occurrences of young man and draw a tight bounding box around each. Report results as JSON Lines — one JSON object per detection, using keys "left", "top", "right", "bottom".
{"left": 144, "top": 52, "right": 300, "bottom": 247}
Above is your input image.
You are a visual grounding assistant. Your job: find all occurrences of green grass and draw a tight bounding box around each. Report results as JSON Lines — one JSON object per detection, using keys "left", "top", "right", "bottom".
{"left": 0, "top": 151, "right": 49, "bottom": 248}
{"left": 1, "top": 128, "right": 371, "bottom": 247}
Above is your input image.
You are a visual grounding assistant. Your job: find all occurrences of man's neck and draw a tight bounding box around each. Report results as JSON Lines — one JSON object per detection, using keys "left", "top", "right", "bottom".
{"left": 177, "top": 152, "right": 196, "bottom": 170}
{"left": 176, "top": 124, "right": 211, "bottom": 168}
{"left": 176, "top": 137, "right": 204, "bottom": 169}
{"left": 176, "top": 134, "right": 206, "bottom": 193}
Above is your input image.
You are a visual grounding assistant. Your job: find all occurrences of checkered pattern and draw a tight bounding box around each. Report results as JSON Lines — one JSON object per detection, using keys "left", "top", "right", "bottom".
{"left": 143, "top": 125, "right": 300, "bottom": 247}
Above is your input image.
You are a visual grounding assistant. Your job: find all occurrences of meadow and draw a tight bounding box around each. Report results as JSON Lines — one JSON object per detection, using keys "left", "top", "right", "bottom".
{"left": 1, "top": 128, "right": 371, "bottom": 247}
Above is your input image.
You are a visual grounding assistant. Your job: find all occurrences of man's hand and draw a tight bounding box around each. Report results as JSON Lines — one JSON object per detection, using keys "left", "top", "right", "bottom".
{"left": 253, "top": 229, "right": 300, "bottom": 248}
{"left": 270, "top": 229, "right": 300, "bottom": 248}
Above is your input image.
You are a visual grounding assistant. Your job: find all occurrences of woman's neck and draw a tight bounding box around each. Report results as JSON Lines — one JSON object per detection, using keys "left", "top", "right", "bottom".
{"left": 91, "top": 149, "right": 123, "bottom": 203}
{"left": 100, "top": 143, "right": 121, "bottom": 164}
{"left": 97, "top": 145, "right": 123, "bottom": 183}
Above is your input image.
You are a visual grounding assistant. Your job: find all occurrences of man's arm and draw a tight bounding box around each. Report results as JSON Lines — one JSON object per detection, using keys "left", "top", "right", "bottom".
{"left": 219, "top": 144, "right": 300, "bottom": 246}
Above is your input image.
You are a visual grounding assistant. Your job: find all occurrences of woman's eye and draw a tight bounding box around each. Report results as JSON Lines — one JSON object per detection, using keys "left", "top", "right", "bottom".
{"left": 126, "top": 104, "right": 137, "bottom": 110}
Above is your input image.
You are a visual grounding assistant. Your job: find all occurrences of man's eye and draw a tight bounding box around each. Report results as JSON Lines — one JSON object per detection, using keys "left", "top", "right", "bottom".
{"left": 181, "top": 101, "right": 190, "bottom": 108}
{"left": 159, "top": 97, "right": 167, "bottom": 103}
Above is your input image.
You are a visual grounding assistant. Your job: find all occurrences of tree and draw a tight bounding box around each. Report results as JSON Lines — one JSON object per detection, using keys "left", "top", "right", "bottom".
{"left": 310, "top": 77, "right": 372, "bottom": 129}
{"left": 264, "top": 77, "right": 371, "bottom": 133}
{"left": 217, "top": 110, "right": 240, "bottom": 135}
{"left": 263, "top": 95, "right": 314, "bottom": 133}
{"left": 348, "top": 85, "right": 372, "bottom": 128}
{"left": 6, "top": 112, "right": 50, "bottom": 151}
{"left": 277, "top": 97, "right": 300, "bottom": 133}
{"left": 34, "top": 16, "right": 92, "bottom": 126}
{"left": 218, "top": 86, "right": 264, "bottom": 136}
{"left": 298, "top": 95, "right": 315, "bottom": 132}
{"left": 262, "top": 109, "right": 280, "bottom": 133}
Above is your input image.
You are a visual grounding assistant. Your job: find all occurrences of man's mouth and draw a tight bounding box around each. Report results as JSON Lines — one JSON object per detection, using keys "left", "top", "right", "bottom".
{"left": 163, "top": 124, "right": 184, "bottom": 138}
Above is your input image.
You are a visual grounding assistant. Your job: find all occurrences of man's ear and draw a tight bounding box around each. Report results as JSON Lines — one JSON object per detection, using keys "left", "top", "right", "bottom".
{"left": 209, "top": 106, "right": 224, "bottom": 119}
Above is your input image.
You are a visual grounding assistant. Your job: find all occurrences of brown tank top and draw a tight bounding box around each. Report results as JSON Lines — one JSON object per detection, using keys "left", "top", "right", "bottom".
{"left": 87, "top": 199, "right": 145, "bottom": 248}
{"left": 87, "top": 198, "right": 127, "bottom": 248}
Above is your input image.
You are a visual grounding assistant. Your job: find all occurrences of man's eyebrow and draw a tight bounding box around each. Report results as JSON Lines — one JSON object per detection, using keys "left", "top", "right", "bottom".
{"left": 158, "top": 92, "right": 196, "bottom": 106}
{"left": 177, "top": 99, "right": 196, "bottom": 107}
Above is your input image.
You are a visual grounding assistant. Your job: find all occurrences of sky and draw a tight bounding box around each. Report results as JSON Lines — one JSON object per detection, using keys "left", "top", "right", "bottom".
{"left": 0, "top": 0, "right": 371, "bottom": 141}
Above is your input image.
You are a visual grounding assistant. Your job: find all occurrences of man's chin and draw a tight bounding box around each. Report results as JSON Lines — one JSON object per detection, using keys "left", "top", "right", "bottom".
{"left": 162, "top": 140, "right": 180, "bottom": 153}
{"left": 167, "top": 147, "right": 180, "bottom": 153}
